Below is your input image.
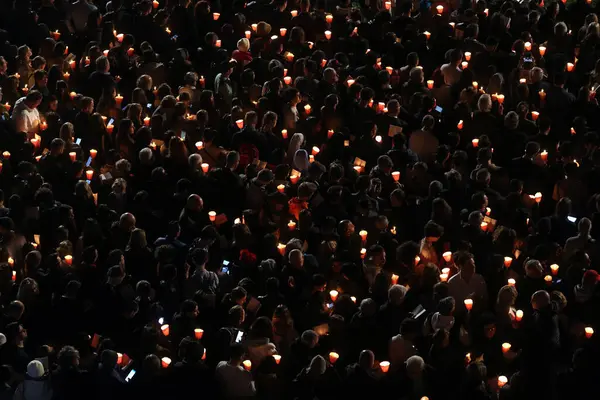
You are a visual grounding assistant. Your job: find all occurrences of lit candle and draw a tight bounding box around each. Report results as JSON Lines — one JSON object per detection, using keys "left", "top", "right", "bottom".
{"left": 534, "top": 192, "right": 542, "bottom": 203}
{"left": 90, "top": 149, "right": 97, "bottom": 159}
{"left": 277, "top": 184, "right": 285, "bottom": 193}
{"left": 8, "top": 257, "right": 14, "bottom": 267}
{"left": 22, "top": 84, "right": 28, "bottom": 94}
{"left": 208, "top": 211, "right": 217, "bottom": 222}
{"left": 115, "top": 94, "right": 123, "bottom": 106}
{"left": 375, "top": 135, "right": 382, "bottom": 143}
{"left": 4, "top": 102, "right": 10, "bottom": 111}
{"left": 194, "top": 328, "right": 204, "bottom": 340}
{"left": 235, "top": 119, "right": 244, "bottom": 129}
{"left": 472, "top": 138, "right": 479, "bottom": 147}
{"left": 290, "top": 174, "right": 299, "bottom": 184}
{"left": 443, "top": 251, "right": 452, "bottom": 262}
{"left": 457, "top": 120, "right": 464, "bottom": 130}
{"left": 379, "top": 361, "right": 390, "bottom": 373}
{"left": 281, "top": 129, "right": 288, "bottom": 139}
{"left": 161, "top": 357, "right": 171, "bottom": 368}
{"left": 284, "top": 76, "right": 292, "bottom": 85}
{"left": 392, "top": 171, "right": 400, "bottom": 181}
{"left": 52, "top": 30, "right": 61, "bottom": 40}
{"left": 63, "top": 72, "right": 70, "bottom": 80}
{"left": 325, "top": 14, "right": 333, "bottom": 23}
{"left": 524, "top": 41, "right": 532, "bottom": 51}
{"left": 199, "top": 76, "right": 205, "bottom": 87}
{"left": 427, "top": 80, "right": 434, "bottom": 89}
{"left": 161, "top": 324, "right": 170, "bottom": 336}
{"left": 386, "top": 66, "right": 393, "bottom": 75}
{"left": 291, "top": 10, "right": 298, "bottom": 17}
{"left": 86, "top": 170, "right": 94, "bottom": 180}
{"left": 215, "top": 40, "right": 221, "bottom": 48}
{"left": 153, "top": 0, "right": 159, "bottom": 8}
{"left": 353, "top": 165, "right": 362, "bottom": 174}
{"left": 464, "top": 51, "right": 471, "bottom": 61}
{"left": 360, "top": 248, "right": 367, "bottom": 259}
{"left": 531, "top": 111, "right": 539, "bottom": 121}
{"left": 324, "top": 30, "right": 332, "bottom": 40}
{"left": 571, "top": 127, "right": 576, "bottom": 136}
{"left": 359, "top": 230, "right": 368, "bottom": 243}
{"left": 442, "top": 268, "right": 450, "bottom": 275}
{"left": 117, "top": 353, "right": 123, "bottom": 365}
{"left": 550, "top": 264, "right": 559, "bottom": 275}
{"left": 415, "top": 255, "right": 420, "bottom": 265}
{"left": 423, "top": 31, "right": 431, "bottom": 40}
{"left": 391, "top": 274, "right": 399, "bottom": 284}
{"left": 213, "top": 12, "right": 220, "bottom": 20}
{"left": 486, "top": 207, "right": 491, "bottom": 216}
{"left": 539, "top": 89, "right": 546, "bottom": 100}
{"left": 288, "top": 220, "right": 296, "bottom": 230}
{"left": 472, "top": 81, "right": 478, "bottom": 90}
{"left": 519, "top": 78, "right": 526, "bottom": 84}
{"left": 304, "top": 104, "right": 312, "bottom": 114}
{"left": 277, "top": 243, "right": 286, "bottom": 255}
{"left": 515, "top": 310, "right": 523, "bottom": 322}
{"left": 498, "top": 376, "right": 508, "bottom": 388}
{"left": 504, "top": 257, "right": 512, "bottom": 267}
{"left": 585, "top": 327, "right": 594, "bottom": 338}
{"left": 567, "top": 62, "right": 574, "bottom": 72}
{"left": 480, "top": 221, "right": 488, "bottom": 231}
{"left": 497, "top": 94, "right": 505, "bottom": 104}
{"left": 273, "top": 354, "right": 282, "bottom": 364}
{"left": 502, "top": 342, "right": 511, "bottom": 354}
{"left": 436, "top": 5, "right": 444, "bottom": 13}
{"left": 12, "top": 270, "right": 16, "bottom": 281}
{"left": 327, "top": 129, "right": 334, "bottom": 139}
{"left": 117, "top": 33, "right": 124, "bottom": 42}
{"left": 539, "top": 46, "right": 546, "bottom": 56}
{"left": 544, "top": 275, "right": 553, "bottom": 285}
{"left": 245, "top": 30, "right": 251, "bottom": 39}
{"left": 311, "top": 146, "right": 320, "bottom": 156}
{"left": 384, "top": 1, "right": 391, "bottom": 9}
{"left": 329, "top": 352, "right": 339, "bottom": 364}
{"left": 347, "top": 79, "right": 355, "bottom": 87}
{"left": 69, "top": 152, "right": 76, "bottom": 161}
{"left": 251, "top": 23, "right": 258, "bottom": 32}
{"left": 461, "top": 61, "right": 468, "bottom": 69}
{"left": 280, "top": 28, "right": 287, "bottom": 36}
{"left": 440, "top": 273, "right": 448, "bottom": 282}
{"left": 464, "top": 298, "right": 473, "bottom": 311}
{"left": 507, "top": 278, "right": 516, "bottom": 287}
{"left": 143, "top": 116, "right": 151, "bottom": 127}
{"left": 330, "top": 290, "right": 339, "bottom": 302}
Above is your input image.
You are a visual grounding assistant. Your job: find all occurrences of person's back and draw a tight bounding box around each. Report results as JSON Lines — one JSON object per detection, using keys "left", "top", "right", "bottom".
{"left": 67, "top": 0, "right": 97, "bottom": 32}
{"left": 215, "top": 361, "right": 256, "bottom": 398}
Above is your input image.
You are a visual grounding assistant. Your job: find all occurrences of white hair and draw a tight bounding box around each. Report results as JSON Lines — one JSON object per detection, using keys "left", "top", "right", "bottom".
{"left": 478, "top": 94, "right": 492, "bottom": 112}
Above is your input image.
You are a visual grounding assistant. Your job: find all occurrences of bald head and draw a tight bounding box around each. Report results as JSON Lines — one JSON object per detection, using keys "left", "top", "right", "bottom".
{"left": 531, "top": 290, "right": 550, "bottom": 310}
{"left": 186, "top": 194, "right": 203, "bottom": 211}
{"left": 119, "top": 213, "right": 136, "bottom": 231}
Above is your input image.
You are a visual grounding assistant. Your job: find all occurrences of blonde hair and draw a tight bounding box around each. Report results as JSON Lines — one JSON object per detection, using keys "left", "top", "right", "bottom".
{"left": 59, "top": 122, "right": 74, "bottom": 143}
{"left": 237, "top": 38, "right": 250, "bottom": 52}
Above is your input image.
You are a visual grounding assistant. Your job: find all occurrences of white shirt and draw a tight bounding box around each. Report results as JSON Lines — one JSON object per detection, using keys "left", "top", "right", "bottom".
{"left": 448, "top": 272, "right": 488, "bottom": 305}
{"left": 440, "top": 63, "right": 462, "bottom": 86}
{"left": 215, "top": 361, "right": 256, "bottom": 398}
{"left": 12, "top": 97, "right": 40, "bottom": 134}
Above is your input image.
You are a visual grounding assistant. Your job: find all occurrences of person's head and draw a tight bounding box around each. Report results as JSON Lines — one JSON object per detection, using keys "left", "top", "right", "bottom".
{"left": 497, "top": 285, "right": 517, "bottom": 308}
{"left": 289, "top": 249, "right": 304, "bottom": 269}
{"left": 24, "top": 90, "right": 43, "bottom": 109}
{"left": 455, "top": 251, "right": 475, "bottom": 278}
{"left": 58, "top": 345, "right": 80, "bottom": 369}
{"left": 300, "top": 330, "right": 319, "bottom": 348}
{"left": 33, "top": 69, "right": 48, "bottom": 88}
{"left": 478, "top": 94, "right": 492, "bottom": 112}
{"left": 405, "top": 355, "right": 425, "bottom": 380}
{"left": 578, "top": 217, "right": 592, "bottom": 236}
{"left": 358, "top": 350, "right": 374, "bottom": 370}
{"left": 96, "top": 55, "right": 110, "bottom": 73}
{"left": 237, "top": 38, "right": 250, "bottom": 52}
{"left": 531, "top": 290, "right": 550, "bottom": 310}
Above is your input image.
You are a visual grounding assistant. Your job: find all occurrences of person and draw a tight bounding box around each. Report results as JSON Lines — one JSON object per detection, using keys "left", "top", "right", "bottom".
{"left": 12, "top": 90, "right": 42, "bottom": 135}
{"left": 215, "top": 343, "right": 256, "bottom": 398}
{"left": 13, "top": 360, "right": 53, "bottom": 400}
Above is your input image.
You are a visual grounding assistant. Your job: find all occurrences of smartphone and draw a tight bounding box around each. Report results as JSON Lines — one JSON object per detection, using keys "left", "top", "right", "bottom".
{"left": 146, "top": 103, "right": 152, "bottom": 109}
{"left": 523, "top": 57, "right": 533, "bottom": 63}
{"left": 567, "top": 216, "right": 577, "bottom": 223}
{"left": 435, "top": 105, "right": 443, "bottom": 113}
{"left": 75, "top": 138, "right": 82, "bottom": 145}
{"left": 125, "top": 369, "right": 136, "bottom": 382}
{"left": 172, "top": 35, "right": 179, "bottom": 41}
{"left": 235, "top": 331, "right": 244, "bottom": 343}
{"left": 222, "top": 260, "right": 230, "bottom": 274}
{"left": 86, "top": 180, "right": 91, "bottom": 185}
{"left": 108, "top": 118, "right": 114, "bottom": 126}
{"left": 181, "top": 131, "right": 187, "bottom": 141}
{"left": 326, "top": 303, "right": 333, "bottom": 309}
{"left": 85, "top": 156, "right": 92, "bottom": 167}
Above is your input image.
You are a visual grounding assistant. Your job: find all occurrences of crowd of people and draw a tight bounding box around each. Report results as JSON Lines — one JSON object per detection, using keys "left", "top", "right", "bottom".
{"left": 0, "top": 0, "right": 598, "bottom": 398}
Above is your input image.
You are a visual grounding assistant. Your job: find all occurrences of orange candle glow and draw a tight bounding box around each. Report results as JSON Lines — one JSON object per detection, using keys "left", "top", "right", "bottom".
{"left": 464, "top": 52, "right": 471, "bottom": 61}
{"left": 415, "top": 255, "right": 420, "bottom": 265}
{"left": 504, "top": 257, "right": 513, "bottom": 267}
{"left": 379, "top": 361, "right": 390, "bottom": 373}
{"left": 280, "top": 28, "right": 287, "bottom": 36}
{"left": 534, "top": 192, "right": 542, "bottom": 203}
{"left": 360, "top": 248, "right": 367, "bottom": 259}
{"left": 502, "top": 342, "right": 511, "bottom": 354}
{"left": 497, "top": 94, "right": 505, "bottom": 104}
{"left": 273, "top": 354, "right": 282, "bottom": 364}
{"left": 539, "top": 89, "right": 546, "bottom": 100}
{"left": 90, "top": 149, "right": 97, "bottom": 159}
{"left": 117, "top": 33, "right": 124, "bottom": 42}
{"left": 524, "top": 41, "right": 532, "bottom": 51}
{"left": 194, "top": 328, "right": 204, "bottom": 340}
{"left": 69, "top": 152, "right": 76, "bottom": 161}
{"left": 86, "top": 170, "right": 94, "bottom": 180}
{"left": 440, "top": 273, "right": 448, "bottom": 282}
{"left": 277, "top": 184, "right": 285, "bottom": 193}
{"left": 290, "top": 174, "right": 299, "bottom": 184}
{"left": 245, "top": 30, "right": 251, "bottom": 39}
{"left": 436, "top": 5, "right": 444, "bottom": 14}
{"left": 567, "top": 62, "right": 574, "bottom": 72}
{"left": 427, "top": 80, "right": 434, "bottom": 89}
{"left": 288, "top": 220, "right": 296, "bottom": 230}
{"left": 472, "top": 138, "right": 479, "bottom": 147}
{"left": 457, "top": 120, "right": 464, "bottom": 130}
{"left": 213, "top": 12, "right": 220, "bottom": 20}
{"left": 304, "top": 104, "right": 312, "bottom": 114}
{"left": 153, "top": 0, "right": 159, "bottom": 8}
{"left": 161, "top": 324, "right": 170, "bottom": 336}
{"left": 284, "top": 76, "right": 292, "bottom": 85}
{"left": 329, "top": 290, "right": 339, "bottom": 302}
{"left": 327, "top": 129, "right": 334, "bottom": 139}
{"left": 277, "top": 243, "right": 286, "bottom": 255}
{"left": 550, "top": 264, "right": 559, "bottom": 275}
{"left": 215, "top": 40, "right": 222, "bottom": 48}
{"left": 359, "top": 230, "right": 368, "bottom": 243}
{"left": 539, "top": 46, "right": 546, "bottom": 56}
{"left": 498, "top": 376, "right": 508, "bottom": 388}
{"left": 531, "top": 111, "right": 540, "bottom": 121}
{"left": 464, "top": 298, "right": 473, "bottom": 311}
{"left": 235, "top": 119, "right": 244, "bottom": 129}
{"left": 544, "top": 275, "right": 553, "bottom": 285}
{"left": 11, "top": 270, "right": 16, "bottom": 281}
{"left": 329, "top": 352, "right": 339, "bottom": 364}
{"left": 7, "top": 257, "right": 14, "bottom": 267}
{"left": 480, "top": 221, "right": 488, "bottom": 231}
{"left": 201, "top": 163, "right": 209, "bottom": 173}
{"left": 208, "top": 211, "right": 217, "bottom": 222}
{"left": 585, "top": 327, "right": 594, "bottom": 338}
{"left": 472, "top": 81, "right": 479, "bottom": 90}
{"left": 324, "top": 30, "right": 332, "bottom": 40}
{"left": 423, "top": 31, "right": 431, "bottom": 40}
{"left": 508, "top": 278, "right": 516, "bottom": 287}
{"left": 281, "top": 129, "right": 288, "bottom": 139}
{"left": 392, "top": 171, "right": 400, "bottom": 181}
{"left": 391, "top": 274, "right": 399, "bottom": 284}
{"left": 161, "top": 357, "right": 171, "bottom": 368}
{"left": 311, "top": 146, "right": 320, "bottom": 156}
{"left": 443, "top": 251, "right": 452, "bottom": 262}
{"left": 515, "top": 310, "right": 523, "bottom": 322}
